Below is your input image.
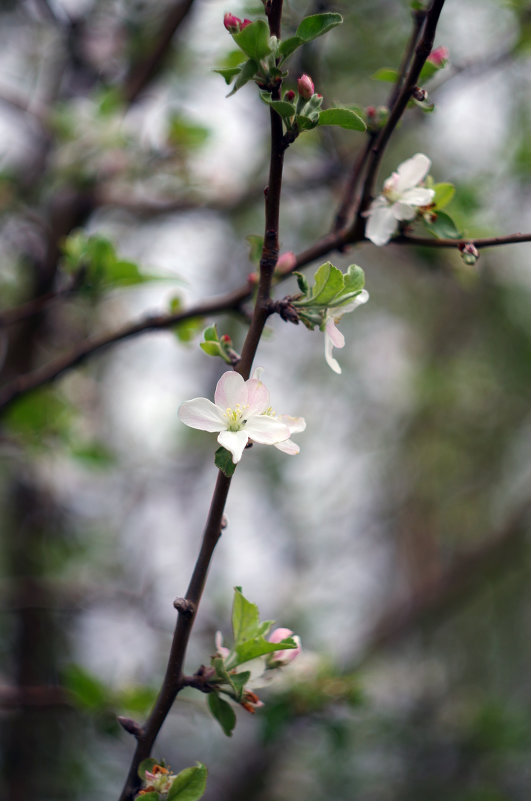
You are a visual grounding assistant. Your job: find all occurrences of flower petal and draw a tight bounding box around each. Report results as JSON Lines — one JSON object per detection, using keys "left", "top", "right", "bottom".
{"left": 400, "top": 186, "right": 435, "bottom": 207}
{"left": 244, "top": 415, "right": 291, "bottom": 444}
{"left": 325, "top": 317, "right": 345, "bottom": 349}
{"left": 365, "top": 203, "right": 398, "bottom": 246}
{"left": 178, "top": 398, "right": 226, "bottom": 432}
{"left": 217, "top": 429, "right": 249, "bottom": 463}
{"left": 245, "top": 377, "right": 270, "bottom": 415}
{"left": 339, "top": 289, "right": 370, "bottom": 314}
{"left": 277, "top": 414, "right": 306, "bottom": 434}
{"left": 274, "top": 439, "right": 300, "bottom": 455}
{"left": 324, "top": 330, "right": 342, "bottom": 374}
{"left": 214, "top": 371, "right": 246, "bottom": 409}
{"left": 392, "top": 201, "right": 418, "bottom": 222}
{"left": 394, "top": 153, "right": 431, "bottom": 193}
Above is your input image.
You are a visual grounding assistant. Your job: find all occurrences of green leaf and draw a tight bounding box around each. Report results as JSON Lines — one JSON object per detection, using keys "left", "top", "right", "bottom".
{"left": 203, "top": 325, "right": 218, "bottom": 342}
{"left": 229, "top": 670, "right": 251, "bottom": 701}
{"left": 278, "top": 36, "right": 303, "bottom": 59}
{"left": 318, "top": 107, "right": 366, "bottom": 131}
{"left": 432, "top": 182, "right": 455, "bottom": 209}
{"left": 215, "top": 446, "right": 237, "bottom": 477}
{"left": 63, "top": 664, "right": 109, "bottom": 710}
{"left": 297, "top": 114, "right": 319, "bottom": 131}
{"left": 259, "top": 92, "right": 295, "bottom": 119}
{"left": 137, "top": 758, "right": 158, "bottom": 781}
{"left": 232, "top": 586, "right": 260, "bottom": 645}
{"left": 213, "top": 66, "right": 242, "bottom": 85}
{"left": 200, "top": 342, "right": 221, "bottom": 357}
{"left": 296, "top": 12, "right": 343, "bottom": 42}
{"left": 342, "top": 264, "right": 366, "bottom": 295}
{"left": 235, "top": 636, "right": 296, "bottom": 665}
{"left": 228, "top": 58, "right": 259, "bottom": 96}
{"left": 246, "top": 234, "right": 263, "bottom": 265}
{"left": 423, "top": 210, "right": 462, "bottom": 239}
{"left": 136, "top": 793, "right": 159, "bottom": 801}
{"left": 168, "top": 115, "right": 210, "bottom": 150}
{"left": 167, "top": 763, "right": 207, "bottom": 801}
{"left": 233, "top": 20, "right": 272, "bottom": 61}
{"left": 208, "top": 693, "right": 236, "bottom": 737}
{"left": 309, "top": 262, "right": 345, "bottom": 305}
{"left": 419, "top": 60, "right": 439, "bottom": 81}
{"left": 371, "top": 67, "right": 399, "bottom": 83}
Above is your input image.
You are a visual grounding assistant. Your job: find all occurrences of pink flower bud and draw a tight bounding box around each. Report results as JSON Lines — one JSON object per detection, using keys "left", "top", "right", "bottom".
{"left": 269, "top": 627, "right": 302, "bottom": 665}
{"left": 224, "top": 12, "right": 241, "bottom": 32}
{"left": 241, "top": 690, "right": 264, "bottom": 714}
{"left": 220, "top": 334, "right": 232, "bottom": 344}
{"left": 366, "top": 106, "right": 376, "bottom": 119}
{"left": 248, "top": 271, "right": 258, "bottom": 285}
{"left": 284, "top": 90, "right": 295, "bottom": 102}
{"left": 275, "top": 251, "right": 296, "bottom": 274}
{"left": 297, "top": 74, "right": 315, "bottom": 100}
{"left": 240, "top": 18, "right": 252, "bottom": 30}
{"left": 428, "top": 46, "right": 449, "bottom": 67}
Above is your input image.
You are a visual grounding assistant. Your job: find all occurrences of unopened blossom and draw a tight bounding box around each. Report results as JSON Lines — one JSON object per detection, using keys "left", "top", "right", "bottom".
{"left": 268, "top": 627, "right": 302, "bottom": 665}
{"left": 365, "top": 153, "right": 435, "bottom": 246}
{"left": 215, "top": 631, "right": 230, "bottom": 659}
{"left": 241, "top": 690, "right": 264, "bottom": 714}
{"left": 223, "top": 12, "right": 241, "bottom": 32}
{"left": 297, "top": 73, "right": 315, "bottom": 100}
{"left": 323, "top": 290, "right": 370, "bottom": 374}
{"left": 275, "top": 251, "right": 296, "bottom": 274}
{"left": 428, "top": 46, "right": 449, "bottom": 67}
{"left": 178, "top": 370, "right": 304, "bottom": 464}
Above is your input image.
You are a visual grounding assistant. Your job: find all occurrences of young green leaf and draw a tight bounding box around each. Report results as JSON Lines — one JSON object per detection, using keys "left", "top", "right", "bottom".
{"left": 228, "top": 58, "right": 258, "bottom": 96}
{"left": 235, "top": 635, "right": 296, "bottom": 665}
{"left": 213, "top": 66, "right": 241, "bottom": 86}
{"left": 318, "top": 108, "right": 366, "bottom": 131}
{"left": 423, "top": 211, "right": 462, "bottom": 239}
{"left": 305, "top": 262, "right": 345, "bottom": 306}
{"left": 432, "top": 182, "right": 455, "bottom": 209}
{"left": 232, "top": 586, "right": 260, "bottom": 645}
{"left": 137, "top": 757, "right": 158, "bottom": 781}
{"left": 208, "top": 693, "right": 236, "bottom": 737}
{"left": 229, "top": 670, "right": 251, "bottom": 701}
{"left": 259, "top": 92, "right": 295, "bottom": 119}
{"left": 296, "top": 12, "right": 343, "bottom": 42}
{"left": 419, "top": 60, "right": 439, "bottom": 81}
{"left": 215, "top": 446, "right": 237, "bottom": 477}
{"left": 371, "top": 67, "right": 399, "bottom": 83}
{"left": 246, "top": 234, "right": 264, "bottom": 265}
{"left": 342, "top": 264, "right": 366, "bottom": 295}
{"left": 203, "top": 325, "right": 218, "bottom": 342}
{"left": 167, "top": 763, "right": 207, "bottom": 801}
{"left": 233, "top": 20, "right": 272, "bottom": 61}
{"left": 278, "top": 36, "right": 303, "bottom": 60}
{"left": 200, "top": 342, "right": 221, "bottom": 357}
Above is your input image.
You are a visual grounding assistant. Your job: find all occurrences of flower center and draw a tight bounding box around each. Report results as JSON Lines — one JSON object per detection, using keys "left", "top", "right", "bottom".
{"left": 224, "top": 403, "right": 248, "bottom": 431}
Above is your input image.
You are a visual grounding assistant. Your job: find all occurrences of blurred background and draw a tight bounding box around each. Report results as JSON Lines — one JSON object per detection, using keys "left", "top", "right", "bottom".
{"left": 1, "top": 1, "right": 531, "bottom": 799}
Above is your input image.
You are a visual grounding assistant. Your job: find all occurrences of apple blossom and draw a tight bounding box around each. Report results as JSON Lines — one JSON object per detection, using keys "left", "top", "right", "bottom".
{"left": 268, "top": 627, "right": 302, "bottom": 665}
{"left": 428, "top": 46, "right": 449, "bottom": 67}
{"left": 297, "top": 74, "right": 315, "bottom": 100}
{"left": 365, "top": 153, "right": 435, "bottom": 246}
{"left": 323, "top": 290, "right": 370, "bottom": 374}
{"left": 178, "top": 370, "right": 305, "bottom": 464}
{"left": 223, "top": 12, "right": 241, "bottom": 32}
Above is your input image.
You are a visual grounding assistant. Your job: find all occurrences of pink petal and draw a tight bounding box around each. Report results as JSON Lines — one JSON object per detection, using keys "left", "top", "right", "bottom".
{"left": 214, "top": 371, "right": 246, "bottom": 409}
{"left": 178, "top": 398, "right": 226, "bottom": 432}
{"left": 274, "top": 438, "right": 300, "bottom": 455}
{"left": 269, "top": 627, "right": 293, "bottom": 643}
{"left": 325, "top": 318, "right": 345, "bottom": 349}
{"left": 245, "top": 378, "right": 270, "bottom": 415}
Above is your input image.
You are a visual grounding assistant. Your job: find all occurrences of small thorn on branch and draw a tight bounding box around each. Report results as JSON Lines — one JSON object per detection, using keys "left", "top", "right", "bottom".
{"left": 117, "top": 716, "right": 144, "bottom": 739}
{"left": 173, "top": 597, "right": 195, "bottom": 616}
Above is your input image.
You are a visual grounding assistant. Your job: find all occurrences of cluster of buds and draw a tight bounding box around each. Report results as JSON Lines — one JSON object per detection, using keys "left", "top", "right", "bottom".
{"left": 459, "top": 241, "right": 479, "bottom": 266}
{"left": 223, "top": 13, "right": 251, "bottom": 33}
{"left": 200, "top": 324, "right": 240, "bottom": 365}
{"left": 366, "top": 105, "right": 389, "bottom": 132}
{"left": 137, "top": 764, "right": 177, "bottom": 797}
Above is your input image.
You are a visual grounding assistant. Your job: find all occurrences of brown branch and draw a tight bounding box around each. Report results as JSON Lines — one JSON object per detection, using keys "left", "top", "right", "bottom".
{"left": 354, "top": 0, "right": 447, "bottom": 233}
{"left": 392, "top": 232, "right": 531, "bottom": 249}
{"left": 122, "top": 0, "right": 197, "bottom": 104}
{"left": 118, "top": 4, "right": 286, "bottom": 797}
{"left": 0, "top": 272, "right": 84, "bottom": 328}
{"left": 387, "top": 6, "right": 426, "bottom": 109}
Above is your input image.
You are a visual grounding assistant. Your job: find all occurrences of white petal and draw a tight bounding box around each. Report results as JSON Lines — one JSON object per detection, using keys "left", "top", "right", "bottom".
{"left": 245, "top": 377, "right": 270, "bottom": 415}
{"left": 325, "top": 317, "right": 345, "bottom": 349}
{"left": 400, "top": 187, "right": 435, "bottom": 207}
{"left": 325, "top": 331, "right": 342, "bottom": 374}
{"left": 178, "top": 398, "right": 226, "bottom": 432}
{"left": 217, "top": 429, "right": 249, "bottom": 463}
{"left": 274, "top": 438, "right": 300, "bottom": 455}
{"left": 277, "top": 415, "right": 306, "bottom": 434}
{"left": 392, "top": 201, "right": 418, "bottom": 222}
{"left": 394, "top": 153, "right": 431, "bottom": 193}
{"left": 244, "top": 415, "right": 291, "bottom": 444}
{"left": 214, "top": 371, "right": 246, "bottom": 409}
{"left": 365, "top": 204, "right": 397, "bottom": 246}
{"left": 339, "top": 289, "right": 370, "bottom": 314}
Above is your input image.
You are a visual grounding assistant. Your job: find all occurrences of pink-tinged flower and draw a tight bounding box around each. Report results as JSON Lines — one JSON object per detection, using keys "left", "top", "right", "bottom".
{"left": 275, "top": 250, "right": 296, "bottom": 274}
{"left": 240, "top": 18, "right": 252, "bottom": 30}
{"left": 428, "top": 46, "right": 449, "bottom": 67}
{"left": 284, "top": 89, "right": 295, "bottom": 102}
{"left": 215, "top": 631, "right": 230, "bottom": 659}
{"left": 268, "top": 627, "right": 302, "bottom": 665}
{"left": 297, "top": 74, "right": 315, "bottom": 100}
{"left": 323, "top": 291, "right": 369, "bottom": 374}
{"left": 365, "top": 153, "right": 435, "bottom": 246}
{"left": 224, "top": 12, "right": 241, "bottom": 32}
{"left": 178, "top": 370, "right": 303, "bottom": 464}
